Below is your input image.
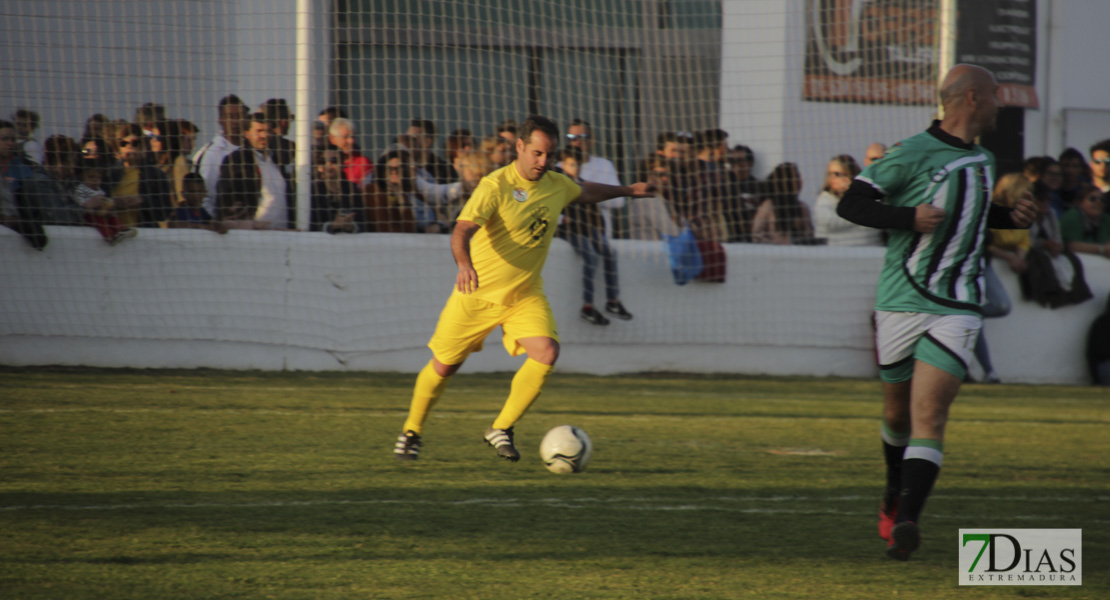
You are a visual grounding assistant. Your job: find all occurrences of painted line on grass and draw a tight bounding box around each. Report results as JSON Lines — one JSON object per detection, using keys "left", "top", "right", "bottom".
{"left": 0, "top": 407, "right": 388, "bottom": 418}
{"left": 3, "top": 406, "right": 1104, "bottom": 427}
{"left": 29, "top": 384, "right": 369, "bottom": 392}
{"left": 2, "top": 494, "right": 1106, "bottom": 526}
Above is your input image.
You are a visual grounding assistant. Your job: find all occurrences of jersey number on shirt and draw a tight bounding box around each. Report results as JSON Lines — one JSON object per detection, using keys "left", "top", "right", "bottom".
{"left": 526, "top": 206, "right": 552, "bottom": 245}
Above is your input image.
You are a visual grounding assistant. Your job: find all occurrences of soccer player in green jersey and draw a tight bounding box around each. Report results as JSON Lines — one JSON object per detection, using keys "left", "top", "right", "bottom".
{"left": 838, "top": 65, "right": 1037, "bottom": 561}
{"left": 393, "top": 115, "right": 654, "bottom": 462}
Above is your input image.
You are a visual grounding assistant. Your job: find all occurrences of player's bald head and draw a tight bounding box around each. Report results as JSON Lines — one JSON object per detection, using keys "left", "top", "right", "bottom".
{"left": 865, "top": 142, "right": 886, "bottom": 166}
{"left": 939, "top": 64, "right": 996, "bottom": 109}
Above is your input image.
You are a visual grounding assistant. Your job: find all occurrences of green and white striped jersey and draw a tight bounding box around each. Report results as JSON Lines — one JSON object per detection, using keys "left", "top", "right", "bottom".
{"left": 856, "top": 125, "right": 996, "bottom": 316}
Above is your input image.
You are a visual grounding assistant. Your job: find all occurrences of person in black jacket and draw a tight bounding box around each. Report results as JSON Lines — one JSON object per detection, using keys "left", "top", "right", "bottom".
{"left": 216, "top": 113, "right": 289, "bottom": 229}
{"left": 1088, "top": 293, "right": 1110, "bottom": 385}
{"left": 406, "top": 119, "right": 455, "bottom": 183}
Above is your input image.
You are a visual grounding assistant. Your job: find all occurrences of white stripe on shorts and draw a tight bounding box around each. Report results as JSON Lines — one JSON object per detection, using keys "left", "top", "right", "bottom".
{"left": 874, "top": 311, "right": 980, "bottom": 370}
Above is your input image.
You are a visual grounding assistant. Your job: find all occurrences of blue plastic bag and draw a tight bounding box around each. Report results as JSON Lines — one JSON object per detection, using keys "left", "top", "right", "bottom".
{"left": 662, "top": 226, "right": 703, "bottom": 285}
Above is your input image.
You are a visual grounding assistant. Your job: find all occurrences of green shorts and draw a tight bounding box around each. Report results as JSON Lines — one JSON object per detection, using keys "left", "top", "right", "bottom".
{"left": 875, "top": 310, "right": 981, "bottom": 383}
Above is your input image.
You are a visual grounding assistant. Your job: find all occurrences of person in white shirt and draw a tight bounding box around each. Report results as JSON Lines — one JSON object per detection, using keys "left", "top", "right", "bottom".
{"left": 565, "top": 119, "right": 625, "bottom": 239}
{"left": 563, "top": 120, "right": 633, "bottom": 323}
{"left": 814, "top": 154, "right": 883, "bottom": 246}
{"left": 192, "top": 94, "right": 249, "bottom": 215}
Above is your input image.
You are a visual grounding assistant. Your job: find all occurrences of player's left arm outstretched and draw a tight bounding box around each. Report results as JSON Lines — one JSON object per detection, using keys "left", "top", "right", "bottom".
{"left": 575, "top": 181, "right": 654, "bottom": 205}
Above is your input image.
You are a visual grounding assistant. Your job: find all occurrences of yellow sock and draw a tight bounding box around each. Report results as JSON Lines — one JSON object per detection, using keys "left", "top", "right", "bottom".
{"left": 402, "top": 361, "right": 450, "bottom": 434}
{"left": 492, "top": 358, "right": 554, "bottom": 430}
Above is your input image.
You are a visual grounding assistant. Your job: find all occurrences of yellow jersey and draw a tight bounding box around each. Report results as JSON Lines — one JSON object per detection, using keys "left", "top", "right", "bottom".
{"left": 989, "top": 228, "right": 1031, "bottom": 252}
{"left": 112, "top": 166, "right": 141, "bottom": 228}
{"left": 456, "top": 163, "right": 582, "bottom": 305}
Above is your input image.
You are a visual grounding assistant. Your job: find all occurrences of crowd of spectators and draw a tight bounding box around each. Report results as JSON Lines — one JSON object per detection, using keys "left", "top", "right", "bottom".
{"left": 3, "top": 100, "right": 1109, "bottom": 256}
{"left": 3, "top": 100, "right": 1108, "bottom": 380}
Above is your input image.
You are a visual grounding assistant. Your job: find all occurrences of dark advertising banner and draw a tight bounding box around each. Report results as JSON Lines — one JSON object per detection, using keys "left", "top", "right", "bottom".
{"left": 956, "top": 0, "right": 1039, "bottom": 108}
{"left": 804, "top": 0, "right": 939, "bottom": 105}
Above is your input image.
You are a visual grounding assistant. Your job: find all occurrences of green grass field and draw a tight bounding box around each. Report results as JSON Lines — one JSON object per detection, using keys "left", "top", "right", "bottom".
{"left": 1, "top": 368, "right": 1106, "bottom": 599}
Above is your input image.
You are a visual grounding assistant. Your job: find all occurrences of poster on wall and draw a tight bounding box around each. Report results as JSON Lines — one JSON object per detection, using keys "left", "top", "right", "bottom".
{"left": 955, "top": 0, "right": 1039, "bottom": 108}
{"left": 804, "top": 0, "right": 1039, "bottom": 107}
{"left": 803, "top": 0, "right": 939, "bottom": 105}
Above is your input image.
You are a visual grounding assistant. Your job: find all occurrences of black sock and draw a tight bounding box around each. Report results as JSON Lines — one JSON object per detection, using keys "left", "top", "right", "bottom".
{"left": 883, "top": 440, "right": 906, "bottom": 501}
{"left": 897, "top": 458, "right": 940, "bottom": 524}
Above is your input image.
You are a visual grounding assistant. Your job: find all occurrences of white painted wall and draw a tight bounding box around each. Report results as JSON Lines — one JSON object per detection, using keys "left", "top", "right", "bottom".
{"left": 2, "top": 227, "right": 1106, "bottom": 385}
{"left": 233, "top": 0, "right": 330, "bottom": 136}
{"left": 3, "top": 1, "right": 1107, "bottom": 385}
{"left": 5, "top": 0, "right": 1107, "bottom": 180}
{"left": 3, "top": 1, "right": 227, "bottom": 141}
{"left": 1029, "top": 0, "right": 1110, "bottom": 157}
{"left": 722, "top": 0, "right": 937, "bottom": 202}
{"left": 1, "top": 0, "right": 327, "bottom": 145}
{"left": 723, "top": 0, "right": 1110, "bottom": 204}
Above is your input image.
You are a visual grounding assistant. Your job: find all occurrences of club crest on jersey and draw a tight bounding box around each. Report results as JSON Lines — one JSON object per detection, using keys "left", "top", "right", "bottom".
{"left": 513, "top": 188, "right": 528, "bottom": 203}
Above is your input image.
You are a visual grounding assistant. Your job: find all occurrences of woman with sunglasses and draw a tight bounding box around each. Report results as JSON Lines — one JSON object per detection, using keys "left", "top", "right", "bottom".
{"left": 310, "top": 148, "right": 366, "bottom": 234}
{"left": 103, "top": 123, "right": 173, "bottom": 228}
{"left": 1088, "top": 140, "right": 1110, "bottom": 195}
{"left": 814, "top": 153, "right": 882, "bottom": 246}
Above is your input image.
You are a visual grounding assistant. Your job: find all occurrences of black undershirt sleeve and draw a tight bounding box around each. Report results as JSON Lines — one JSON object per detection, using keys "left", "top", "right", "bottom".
{"left": 987, "top": 203, "right": 1022, "bottom": 229}
{"left": 836, "top": 179, "right": 916, "bottom": 230}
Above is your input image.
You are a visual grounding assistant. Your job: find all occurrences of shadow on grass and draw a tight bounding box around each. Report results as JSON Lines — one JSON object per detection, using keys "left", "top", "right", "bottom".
{"left": 2, "top": 484, "right": 1105, "bottom": 571}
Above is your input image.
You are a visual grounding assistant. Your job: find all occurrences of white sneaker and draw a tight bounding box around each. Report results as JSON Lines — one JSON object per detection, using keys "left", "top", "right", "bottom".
{"left": 483, "top": 427, "right": 520, "bottom": 462}
{"left": 394, "top": 430, "right": 422, "bottom": 461}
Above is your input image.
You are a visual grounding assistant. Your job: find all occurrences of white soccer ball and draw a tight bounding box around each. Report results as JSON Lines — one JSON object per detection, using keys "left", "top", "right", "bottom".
{"left": 539, "top": 425, "right": 592, "bottom": 474}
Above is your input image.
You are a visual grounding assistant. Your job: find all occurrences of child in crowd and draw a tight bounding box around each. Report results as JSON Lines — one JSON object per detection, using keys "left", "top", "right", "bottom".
{"left": 166, "top": 172, "right": 228, "bottom": 233}
{"left": 11, "top": 108, "right": 44, "bottom": 164}
{"left": 73, "top": 163, "right": 137, "bottom": 246}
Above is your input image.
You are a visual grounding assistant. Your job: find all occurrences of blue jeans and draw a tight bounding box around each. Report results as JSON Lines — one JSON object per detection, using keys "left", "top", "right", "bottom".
{"left": 980, "top": 263, "right": 1012, "bottom": 318}
{"left": 975, "top": 264, "right": 1012, "bottom": 374}
{"left": 565, "top": 228, "right": 619, "bottom": 305}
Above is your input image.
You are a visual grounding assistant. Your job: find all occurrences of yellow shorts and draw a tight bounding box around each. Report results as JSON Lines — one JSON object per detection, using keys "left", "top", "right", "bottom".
{"left": 427, "top": 291, "right": 559, "bottom": 365}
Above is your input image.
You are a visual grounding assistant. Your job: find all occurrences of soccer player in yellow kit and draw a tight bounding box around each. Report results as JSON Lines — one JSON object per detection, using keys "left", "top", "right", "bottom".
{"left": 394, "top": 115, "right": 654, "bottom": 461}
